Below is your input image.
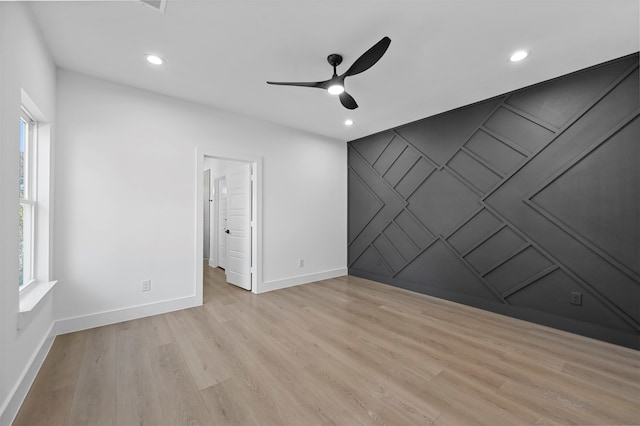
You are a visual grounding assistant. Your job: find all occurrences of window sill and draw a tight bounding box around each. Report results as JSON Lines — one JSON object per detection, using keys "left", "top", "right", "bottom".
{"left": 18, "top": 280, "right": 57, "bottom": 331}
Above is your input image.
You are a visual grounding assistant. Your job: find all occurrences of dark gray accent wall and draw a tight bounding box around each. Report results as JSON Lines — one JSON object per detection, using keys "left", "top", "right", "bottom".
{"left": 347, "top": 54, "right": 639, "bottom": 349}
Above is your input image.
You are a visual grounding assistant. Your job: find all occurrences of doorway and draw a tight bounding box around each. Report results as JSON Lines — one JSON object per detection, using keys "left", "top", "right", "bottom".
{"left": 196, "top": 151, "right": 261, "bottom": 301}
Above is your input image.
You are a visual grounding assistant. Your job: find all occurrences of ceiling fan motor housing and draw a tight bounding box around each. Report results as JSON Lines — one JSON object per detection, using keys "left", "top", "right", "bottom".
{"left": 327, "top": 54, "right": 343, "bottom": 68}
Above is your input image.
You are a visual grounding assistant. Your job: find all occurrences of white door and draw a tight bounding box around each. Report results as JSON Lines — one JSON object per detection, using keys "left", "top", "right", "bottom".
{"left": 218, "top": 177, "right": 227, "bottom": 269}
{"left": 203, "top": 169, "right": 211, "bottom": 260}
{"left": 225, "top": 163, "right": 251, "bottom": 290}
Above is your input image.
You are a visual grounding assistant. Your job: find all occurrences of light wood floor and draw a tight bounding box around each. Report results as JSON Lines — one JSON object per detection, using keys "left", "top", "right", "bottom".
{"left": 14, "top": 267, "right": 640, "bottom": 425}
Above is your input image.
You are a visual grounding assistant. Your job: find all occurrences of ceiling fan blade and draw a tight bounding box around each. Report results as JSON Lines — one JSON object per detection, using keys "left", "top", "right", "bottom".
{"left": 339, "top": 92, "right": 358, "bottom": 110}
{"left": 266, "top": 80, "right": 329, "bottom": 89}
{"left": 344, "top": 36, "right": 391, "bottom": 77}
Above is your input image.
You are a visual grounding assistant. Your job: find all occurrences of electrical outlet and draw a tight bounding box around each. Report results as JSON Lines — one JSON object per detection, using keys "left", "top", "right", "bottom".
{"left": 298, "top": 259, "right": 304, "bottom": 268}
{"left": 570, "top": 291, "right": 582, "bottom": 306}
{"left": 142, "top": 280, "right": 151, "bottom": 292}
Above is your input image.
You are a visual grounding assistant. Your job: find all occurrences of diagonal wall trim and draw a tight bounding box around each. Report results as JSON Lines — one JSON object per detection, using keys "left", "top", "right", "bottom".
{"left": 443, "top": 206, "right": 488, "bottom": 239}
{"left": 439, "top": 237, "right": 508, "bottom": 304}
{"left": 459, "top": 146, "right": 506, "bottom": 178}
{"left": 369, "top": 243, "right": 395, "bottom": 274}
{"left": 479, "top": 125, "right": 532, "bottom": 157}
{"left": 526, "top": 199, "right": 640, "bottom": 283}
{"left": 399, "top": 165, "right": 436, "bottom": 201}
{"left": 527, "top": 109, "right": 640, "bottom": 201}
{"left": 391, "top": 237, "right": 439, "bottom": 278}
{"left": 501, "top": 101, "right": 561, "bottom": 133}
{"left": 379, "top": 143, "right": 407, "bottom": 177}
{"left": 459, "top": 223, "right": 507, "bottom": 258}
{"left": 479, "top": 243, "right": 531, "bottom": 277}
{"left": 524, "top": 109, "right": 640, "bottom": 282}
{"left": 388, "top": 155, "right": 421, "bottom": 190}
{"left": 390, "top": 129, "right": 441, "bottom": 169}
{"left": 370, "top": 134, "right": 396, "bottom": 166}
{"left": 348, "top": 53, "right": 640, "bottom": 348}
{"left": 347, "top": 162, "right": 385, "bottom": 246}
{"left": 390, "top": 218, "right": 422, "bottom": 252}
{"left": 481, "top": 202, "right": 640, "bottom": 333}
{"left": 378, "top": 231, "right": 409, "bottom": 266}
{"left": 349, "top": 145, "right": 408, "bottom": 202}
{"left": 502, "top": 265, "right": 560, "bottom": 299}
{"left": 481, "top": 61, "right": 639, "bottom": 203}
{"left": 442, "top": 165, "right": 484, "bottom": 196}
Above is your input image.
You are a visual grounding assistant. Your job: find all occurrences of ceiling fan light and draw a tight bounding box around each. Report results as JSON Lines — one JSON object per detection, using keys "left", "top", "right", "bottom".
{"left": 328, "top": 84, "right": 345, "bottom": 95}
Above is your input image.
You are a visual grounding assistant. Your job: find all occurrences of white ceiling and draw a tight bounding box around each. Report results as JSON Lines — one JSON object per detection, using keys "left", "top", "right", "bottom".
{"left": 30, "top": 0, "right": 639, "bottom": 142}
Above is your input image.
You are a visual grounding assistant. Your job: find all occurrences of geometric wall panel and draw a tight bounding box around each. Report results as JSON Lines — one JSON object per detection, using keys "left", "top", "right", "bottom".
{"left": 394, "top": 210, "right": 434, "bottom": 249}
{"left": 348, "top": 53, "right": 640, "bottom": 349}
{"left": 447, "top": 150, "right": 502, "bottom": 193}
{"left": 484, "top": 107, "right": 555, "bottom": 154}
{"left": 395, "top": 158, "right": 434, "bottom": 198}
{"left": 350, "top": 131, "right": 394, "bottom": 165}
{"left": 394, "top": 98, "right": 501, "bottom": 166}
{"left": 383, "top": 146, "right": 421, "bottom": 187}
{"left": 407, "top": 170, "right": 479, "bottom": 236}
{"left": 484, "top": 246, "right": 554, "bottom": 295}
{"left": 464, "top": 130, "right": 525, "bottom": 175}
{"left": 373, "top": 136, "right": 405, "bottom": 175}
{"left": 350, "top": 246, "right": 394, "bottom": 277}
{"left": 382, "top": 222, "right": 420, "bottom": 262}
{"left": 531, "top": 116, "right": 640, "bottom": 275}
{"left": 348, "top": 170, "right": 383, "bottom": 242}
{"left": 447, "top": 208, "right": 502, "bottom": 254}
{"left": 464, "top": 226, "right": 525, "bottom": 274}
{"left": 507, "top": 269, "right": 637, "bottom": 332}
{"left": 395, "top": 240, "right": 500, "bottom": 301}
{"left": 506, "top": 57, "right": 633, "bottom": 129}
{"left": 372, "top": 234, "right": 405, "bottom": 272}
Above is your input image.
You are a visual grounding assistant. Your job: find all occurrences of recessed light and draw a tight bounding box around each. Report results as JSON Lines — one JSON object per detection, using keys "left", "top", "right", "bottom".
{"left": 509, "top": 50, "right": 529, "bottom": 62}
{"left": 145, "top": 54, "right": 164, "bottom": 65}
{"left": 344, "top": 119, "right": 354, "bottom": 126}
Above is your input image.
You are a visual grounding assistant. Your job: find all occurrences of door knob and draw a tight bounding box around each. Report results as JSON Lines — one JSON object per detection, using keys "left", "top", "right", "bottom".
{"left": 225, "top": 229, "right": 230, "bottom": 234}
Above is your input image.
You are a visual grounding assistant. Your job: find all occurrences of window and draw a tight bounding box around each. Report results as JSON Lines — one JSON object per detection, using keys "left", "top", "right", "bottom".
{"left": 19, "top": 109, "right": 37, "bottom": 288}
{"left": 17, "top": 92, "right": 56, "bottom": 328}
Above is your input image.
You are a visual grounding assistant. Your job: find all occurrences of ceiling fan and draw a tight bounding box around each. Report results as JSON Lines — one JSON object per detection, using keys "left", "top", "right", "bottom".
{"left": 267, "top": 36, "right": 391, "bottom": 110}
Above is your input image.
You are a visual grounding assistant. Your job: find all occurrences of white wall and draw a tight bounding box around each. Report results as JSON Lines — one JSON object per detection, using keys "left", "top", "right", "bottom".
{"left": 55, "top": 70, "right": 347, "bottom": 326}
{"left": 0, "top": 3, "right": 57, "bottom": 424}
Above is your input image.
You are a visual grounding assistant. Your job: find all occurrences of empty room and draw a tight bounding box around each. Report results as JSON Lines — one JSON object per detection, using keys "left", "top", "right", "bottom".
{"left": 1, "top": 1, "right": 638, "bottom": 425}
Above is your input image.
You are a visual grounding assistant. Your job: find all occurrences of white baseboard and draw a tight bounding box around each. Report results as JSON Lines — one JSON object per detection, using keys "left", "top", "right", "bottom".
{"left": 0, "top": 322, "right": 56, "bottom": 426}
{"left": 259, "top": 267, "right": 347, "bottom": 293}
{"left": 55, "top": 295, "right": 198, "bottom": 335}
{"left": 0, "top": 269, "right": 344, "bottom": 424}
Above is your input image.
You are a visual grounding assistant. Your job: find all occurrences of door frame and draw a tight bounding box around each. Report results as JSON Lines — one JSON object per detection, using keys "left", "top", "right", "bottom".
{"left": 203, "top": 169, "right": 211, "bottom": 261}
{"left": 195, "top": 147, "right": 262, "bottom": 303}
{"left": 211, "top": 176, "right": 226, "bottom": 269}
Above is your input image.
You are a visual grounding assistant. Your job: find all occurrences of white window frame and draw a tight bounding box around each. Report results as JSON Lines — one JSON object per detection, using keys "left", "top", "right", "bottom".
{"left": 19, "top": 109, "right": 37, "bottom": 290}
{"left": 17, "top": 91, "right": 57, "bottom": 330}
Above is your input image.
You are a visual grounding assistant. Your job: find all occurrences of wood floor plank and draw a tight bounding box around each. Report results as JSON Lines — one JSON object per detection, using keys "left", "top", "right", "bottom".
{"left": 199, "top": 378, "right": 252, "bottom": 426}
{"left": 164, "top": 308, "right": 232, "bottom": 390}
{"left": 12, "top": 385, "right": 75, "bottom": 426}
{"left": 66, "top": 325, "right": 117, "bottom": 426}
{"left": 139, "top": 312, "right": 174, "bottom": 347}
{"left": 149, "top": 343, "right": 214, "bottom": 426}
{"left": 13, "top": 267, "right": 640, "bottom": 426}
{"left": 115, "top": 327, "right": 164, "bottom": 426}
